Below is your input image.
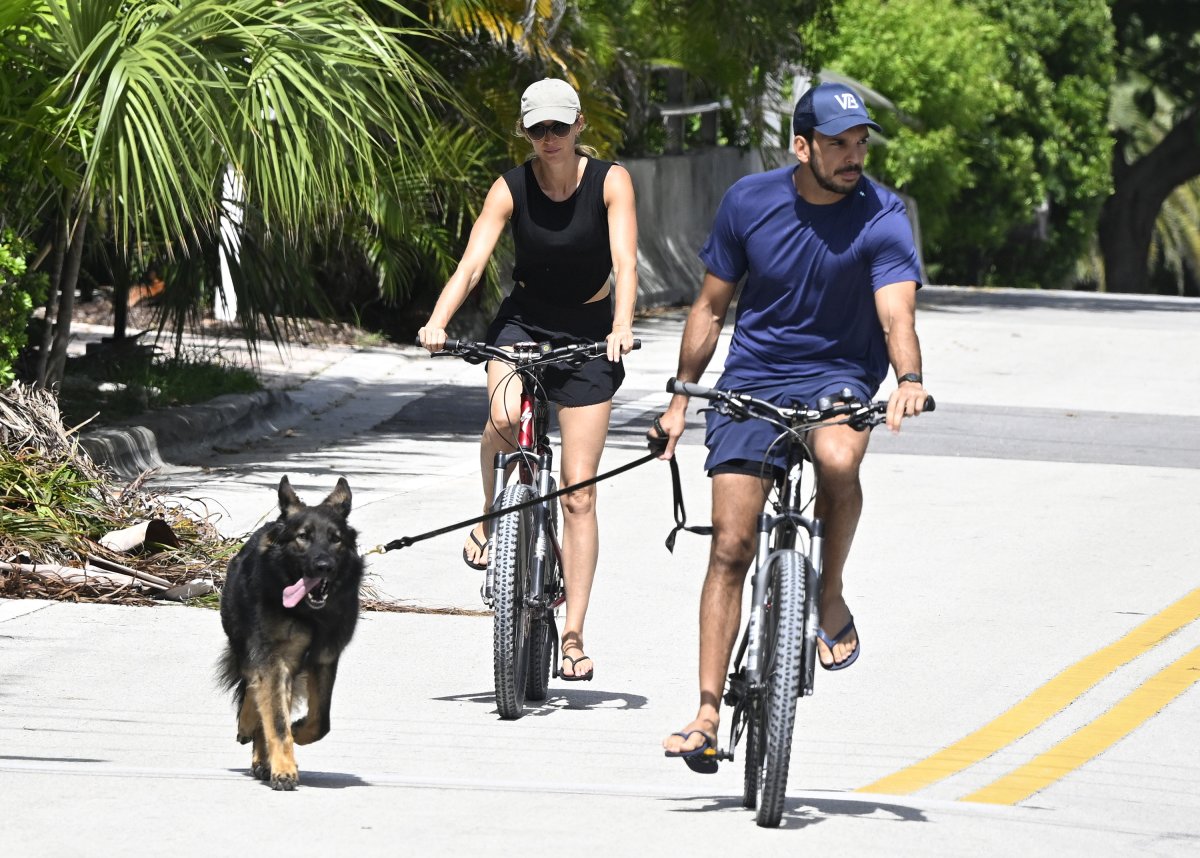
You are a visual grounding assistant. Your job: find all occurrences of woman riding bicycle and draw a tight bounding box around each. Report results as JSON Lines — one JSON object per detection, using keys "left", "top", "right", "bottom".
{"left": 418, "top": 78, "right": 638, "bottom": 682}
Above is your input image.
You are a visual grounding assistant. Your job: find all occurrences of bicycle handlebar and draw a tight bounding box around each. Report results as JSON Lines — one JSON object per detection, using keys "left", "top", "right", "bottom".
{"left": 666, "top": 376, "right": 934, "bottom": 430}
{"left": 417, "top": 337, "right": 641, "bottom": 366}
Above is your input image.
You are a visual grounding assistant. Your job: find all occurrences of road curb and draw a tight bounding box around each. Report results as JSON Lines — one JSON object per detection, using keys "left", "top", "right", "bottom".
{"left": 79, "top": 389, "right": 301, "bottom": 479}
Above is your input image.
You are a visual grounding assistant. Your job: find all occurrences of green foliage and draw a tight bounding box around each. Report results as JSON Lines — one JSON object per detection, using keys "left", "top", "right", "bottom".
{"left": 811, "top": 0, "right": 1113, "bottom": 287}
{"left": 57, "top": 346, "right": 261, "bottom": 428}
{"left": 1101, "top": 0, "right": 1200, "bottom": 292}
{"left": 0, "top": 231, "right": 47, "bottom": 384}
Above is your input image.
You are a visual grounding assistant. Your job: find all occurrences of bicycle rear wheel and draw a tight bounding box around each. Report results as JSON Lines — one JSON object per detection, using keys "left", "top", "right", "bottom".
{"left": 491, "top": 483, "right": 536, "bottom": 719}
{"left": 525, "top": 478, "right": 559, "bottom": 702}
{"left": 753, "top": 550, "right": 808, "bottom": 827}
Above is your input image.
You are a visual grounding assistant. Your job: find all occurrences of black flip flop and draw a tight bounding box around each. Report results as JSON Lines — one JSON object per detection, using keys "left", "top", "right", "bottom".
{"left": 462, "top": 529, "right": 488, "bottom": 571}
{"left": 560, "top": 652, "right": 594, "bottom": 682}
{"left": 664, "top": 730, "right": 719, "bottom": 774}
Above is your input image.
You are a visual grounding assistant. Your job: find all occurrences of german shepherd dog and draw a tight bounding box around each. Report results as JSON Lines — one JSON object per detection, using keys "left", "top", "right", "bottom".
{"left": 217, "top": 476, "right": 363, "bottom": 790}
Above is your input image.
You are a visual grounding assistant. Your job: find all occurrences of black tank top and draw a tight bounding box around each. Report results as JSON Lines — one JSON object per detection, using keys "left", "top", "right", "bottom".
{"left": 502, "top": 157, "right": 615, "bottom": 308}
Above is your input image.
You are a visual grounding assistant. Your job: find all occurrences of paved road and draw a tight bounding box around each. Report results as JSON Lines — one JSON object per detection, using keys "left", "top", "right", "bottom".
{"left": 3, "top": 287, "right": 1200, "bottom": 855}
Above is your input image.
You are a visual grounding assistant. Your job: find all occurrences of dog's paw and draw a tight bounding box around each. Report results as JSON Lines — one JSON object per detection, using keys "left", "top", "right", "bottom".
{"left": 291, "top": 717, "right": 328, "bottom": 746}
{"left": 251, "top": 761, "right": 271, "bottom": 781}
{"left": 270, "top": 771, "right": 299, "bottom": 791}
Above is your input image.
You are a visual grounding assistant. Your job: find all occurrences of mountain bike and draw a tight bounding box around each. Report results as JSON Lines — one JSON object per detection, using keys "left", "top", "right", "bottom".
{"left": 436, "top": 338, "right": 639, "bottom": 719}
{"left": 666, "top": 377, "right": 934, "bottom": 827}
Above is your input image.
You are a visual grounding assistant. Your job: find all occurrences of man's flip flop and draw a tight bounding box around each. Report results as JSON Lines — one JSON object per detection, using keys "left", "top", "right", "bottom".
{"left": 462, "top": 529, "right": 488, "bottom": 571}
{"left": 560, "top": 653, "right": 594, "bottom": 682}
{"left": 664, "top": 730, "right": 719, "bottom": 774}
{"left": 817, "top": 617, "right": 860, "bottom": 671}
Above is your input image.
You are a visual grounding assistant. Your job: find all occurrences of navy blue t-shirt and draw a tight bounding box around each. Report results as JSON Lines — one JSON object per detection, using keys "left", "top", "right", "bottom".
{"left": 699, "top": 165, "right": 922, "bottom": 391}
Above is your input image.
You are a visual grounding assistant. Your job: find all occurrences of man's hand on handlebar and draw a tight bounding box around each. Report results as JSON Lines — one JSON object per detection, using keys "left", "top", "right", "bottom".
{"left": 885, "top": 379, "right": 931, "bottom": 433}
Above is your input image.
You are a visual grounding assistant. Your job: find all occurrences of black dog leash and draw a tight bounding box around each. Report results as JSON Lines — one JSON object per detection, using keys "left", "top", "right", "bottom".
{"left": 373, "top": 439, "right": 664, "bottom": 555}
{"left": 656, "top": 415, "right": 713, "bottom": 552}
{"left": 369, "top": 417, "right": 713, "bottom": 556}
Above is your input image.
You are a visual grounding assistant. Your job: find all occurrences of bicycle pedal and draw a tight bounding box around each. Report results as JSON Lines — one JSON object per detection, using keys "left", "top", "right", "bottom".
{"left": 714, "top": 748, "right": 735, "bottom": 762}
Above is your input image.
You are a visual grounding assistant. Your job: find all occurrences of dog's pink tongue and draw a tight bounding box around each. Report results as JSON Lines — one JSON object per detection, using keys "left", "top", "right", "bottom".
{"left": 282, "top": 577, "right": 319, "bottom": 608}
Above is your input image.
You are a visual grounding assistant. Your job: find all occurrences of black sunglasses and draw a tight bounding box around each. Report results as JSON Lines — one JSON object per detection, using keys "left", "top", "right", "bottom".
{"left": 525, "top": 121, "right": 574, "bottom": 141}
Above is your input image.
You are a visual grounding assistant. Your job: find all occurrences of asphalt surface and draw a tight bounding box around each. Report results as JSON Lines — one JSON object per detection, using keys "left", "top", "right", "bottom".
{"left": 3, "top": 286, "right": 1200, "bottom": 856}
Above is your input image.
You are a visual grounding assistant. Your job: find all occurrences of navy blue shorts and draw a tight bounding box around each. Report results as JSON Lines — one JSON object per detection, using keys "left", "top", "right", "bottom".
{"left": 704, "top": 374, "right": 874, "bottom": 477}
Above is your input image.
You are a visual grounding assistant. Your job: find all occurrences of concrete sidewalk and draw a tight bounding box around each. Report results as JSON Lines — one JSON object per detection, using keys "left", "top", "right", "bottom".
{"left": 5, "top": 286, "right": 1200, "bottom": 855}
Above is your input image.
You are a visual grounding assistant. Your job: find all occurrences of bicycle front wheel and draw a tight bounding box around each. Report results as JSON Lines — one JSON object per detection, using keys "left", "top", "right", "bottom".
{"left": 491, "top": 483, "right": 536, "bottom": 719}
{"left": 525, "top": 478, "right": 559, "bottom": 702}
{"left": 754, "top": 550, "right": 808, "bottom": 827}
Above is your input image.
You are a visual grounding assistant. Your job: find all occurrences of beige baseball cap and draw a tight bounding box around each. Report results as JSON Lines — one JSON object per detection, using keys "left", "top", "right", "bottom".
{"left": 520, "top": 78, "right": 580, "bottom": 128}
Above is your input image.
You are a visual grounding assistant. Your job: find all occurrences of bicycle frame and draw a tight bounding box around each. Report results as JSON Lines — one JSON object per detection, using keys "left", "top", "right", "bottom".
{"left": 743, "top": 440, "right": 825, "bottom": 697}
{"left": 484, "top": 366, "right": 563, "bottom": 612}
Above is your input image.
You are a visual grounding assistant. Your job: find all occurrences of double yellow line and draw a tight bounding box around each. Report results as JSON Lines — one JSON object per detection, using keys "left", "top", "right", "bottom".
{"left": 859, "top": 587, "right": 1200, "bottom": 805}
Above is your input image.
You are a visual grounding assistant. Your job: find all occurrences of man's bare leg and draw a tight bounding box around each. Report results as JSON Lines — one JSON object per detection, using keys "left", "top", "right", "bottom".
{"left": 810, "top": 422, "right": 871, "bottom": 667}
{"left": 664, "top": 472, "right": 771, "bottom": 754}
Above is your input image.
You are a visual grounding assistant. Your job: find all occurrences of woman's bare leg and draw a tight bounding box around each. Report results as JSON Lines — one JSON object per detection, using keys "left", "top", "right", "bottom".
{"left": 465, "top": 359, "right": 523, "bottom": 566}
{"left": 554, "top": 399, "right": 612, "bottom": 676}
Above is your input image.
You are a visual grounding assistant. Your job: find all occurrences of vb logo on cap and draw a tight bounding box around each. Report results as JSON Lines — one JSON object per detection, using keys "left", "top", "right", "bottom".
{"left": 792, "top": 82, "right": 882, "bottom": 137}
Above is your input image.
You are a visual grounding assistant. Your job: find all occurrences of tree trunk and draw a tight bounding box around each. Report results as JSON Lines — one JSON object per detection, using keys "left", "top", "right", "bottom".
{"left": 1100, "top": 108, "right": 1200, "bottom": 293}
{"left": 34, "top": 210, "right": 69, "bottom": 388}
{"left": 44, "top": 204, "right": 91, "bottom": 388}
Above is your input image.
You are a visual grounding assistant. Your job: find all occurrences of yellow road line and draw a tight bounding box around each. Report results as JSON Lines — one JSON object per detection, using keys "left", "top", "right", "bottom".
{"left": 963, "top": 644, "right": 1200, "bottom": 804}
{"left": 858, "top": 587, "right": 1200, "bottom": 796}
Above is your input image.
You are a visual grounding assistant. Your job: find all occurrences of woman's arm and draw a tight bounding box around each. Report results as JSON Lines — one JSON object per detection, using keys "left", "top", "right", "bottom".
{"left": 604, "top": 164, "right": 638, "bottom": 361}
{"left": 418, "top": 177, "right": 514, "bottom": 352}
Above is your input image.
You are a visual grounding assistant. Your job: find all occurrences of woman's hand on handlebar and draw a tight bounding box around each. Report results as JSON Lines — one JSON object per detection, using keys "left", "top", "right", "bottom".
{"left": 606, "top": 325, "right": 635, "bottom": 362}
{"left": 417, "top": 324, "right": 448, "bottom": 354}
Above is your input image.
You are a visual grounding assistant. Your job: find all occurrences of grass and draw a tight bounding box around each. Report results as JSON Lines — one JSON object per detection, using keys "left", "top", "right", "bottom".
{"left": 58, "top": 345, "right": 261, "bottom": 429}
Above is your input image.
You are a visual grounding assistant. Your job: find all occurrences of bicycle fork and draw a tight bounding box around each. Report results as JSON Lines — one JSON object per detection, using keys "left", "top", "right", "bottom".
{"left": 745, "top": 513, "right": 824, "bottom": 697}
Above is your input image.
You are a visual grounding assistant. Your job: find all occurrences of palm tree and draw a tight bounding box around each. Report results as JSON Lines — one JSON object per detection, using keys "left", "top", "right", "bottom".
{"left": 0, "top": 0, "right": 460, "bottom": 387}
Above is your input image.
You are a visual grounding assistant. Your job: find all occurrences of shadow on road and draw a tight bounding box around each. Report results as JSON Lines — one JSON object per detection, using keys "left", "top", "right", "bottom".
{"left": 433, "top": 688, "right": 649, "bottom": 714}
{"left": 663, "top": 792, "right": 927, "bottom": 829}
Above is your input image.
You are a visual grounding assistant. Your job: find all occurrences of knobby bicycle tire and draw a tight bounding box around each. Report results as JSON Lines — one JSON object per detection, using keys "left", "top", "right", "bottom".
{"left": 742, "top": 696, "right": 763, "bottom": 809}
{"left": 491, "top": 483, "right": 536, "bottom": 719}
{"left": 755, "top": 550, "right": 808, "bottom": 827}
{"left": 525, "top": 478, "right": 560, "bottom": 702}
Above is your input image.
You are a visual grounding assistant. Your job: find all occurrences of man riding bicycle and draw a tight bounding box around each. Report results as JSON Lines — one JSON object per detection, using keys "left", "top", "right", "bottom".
{"left": 653, "top": 82, "right": 931, "bottom": 763}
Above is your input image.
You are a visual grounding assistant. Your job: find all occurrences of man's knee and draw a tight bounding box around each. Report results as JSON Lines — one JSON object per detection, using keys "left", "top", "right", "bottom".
{"left": 814, "top": 437, "right": 866, "bottom": 484}
{"left": 709, "top": 527, "right": 755, "bottom": 576}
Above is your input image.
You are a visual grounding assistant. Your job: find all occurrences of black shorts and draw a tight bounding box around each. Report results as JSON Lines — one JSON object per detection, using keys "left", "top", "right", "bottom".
{"left": 708, "top": 457, "right": 786, "bottom": 482}
{"left": 484, "top": 292, "right": 625, "bottom": 408}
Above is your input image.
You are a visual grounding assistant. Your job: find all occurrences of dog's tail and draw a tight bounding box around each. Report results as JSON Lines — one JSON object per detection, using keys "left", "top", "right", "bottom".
{"left": 215, "top": 645, "right": 244, "bottom": 703}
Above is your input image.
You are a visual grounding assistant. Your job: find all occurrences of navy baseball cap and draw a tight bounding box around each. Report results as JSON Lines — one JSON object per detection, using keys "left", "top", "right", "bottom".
{"left": 792, "top": 83, "right": 882, "bottom": 136}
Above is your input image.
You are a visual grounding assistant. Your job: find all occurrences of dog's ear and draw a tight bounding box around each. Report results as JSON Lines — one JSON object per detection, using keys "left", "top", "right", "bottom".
{"left": 321, "top": 477, "right": 352, "bottom": 519}
{"left": 278, "top": 476, "right": 304, "bottom": 517}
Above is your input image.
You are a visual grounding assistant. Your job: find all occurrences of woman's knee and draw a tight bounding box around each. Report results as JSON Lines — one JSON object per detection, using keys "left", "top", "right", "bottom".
{"left": 483, "top": 405, "right": 520, "bottom": 437}
{"left": 560, "top": 485, "right": 596, "bottom": 517}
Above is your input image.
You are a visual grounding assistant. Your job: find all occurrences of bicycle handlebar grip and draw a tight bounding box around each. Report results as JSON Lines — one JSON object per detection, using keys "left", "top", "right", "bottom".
{"left": 586, "top": 338, "right": 642, "bottom": 355}
{"left": 923, "top": 395, "right": 936, "bottom": 412}
{"left": 414, "top": 335, "right": 463, "bottom": 352}
{"left": 667, "top": 377, "right": 714, "bottom": 398}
